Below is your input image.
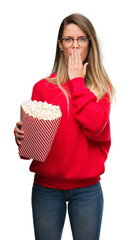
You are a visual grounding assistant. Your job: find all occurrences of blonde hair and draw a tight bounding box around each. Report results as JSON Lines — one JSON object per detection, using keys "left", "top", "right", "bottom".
{"left": 46, "top": 13, "right": 115, "bottom": 103}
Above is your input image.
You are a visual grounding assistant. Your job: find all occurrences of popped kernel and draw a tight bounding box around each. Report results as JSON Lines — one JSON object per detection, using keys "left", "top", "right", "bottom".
{"left": 21, "top": 100, "right": 62, "bottom": 120}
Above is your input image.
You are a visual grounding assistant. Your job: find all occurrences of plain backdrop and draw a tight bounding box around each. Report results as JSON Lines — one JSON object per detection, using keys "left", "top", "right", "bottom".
{"left": 0, "top": 0, "right": 129, "bottom": 239}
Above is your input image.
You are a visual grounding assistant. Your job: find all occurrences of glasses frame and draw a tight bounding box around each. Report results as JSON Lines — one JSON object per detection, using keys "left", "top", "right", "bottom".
{"left": 60, "top": 36, "right": 90, "bottom": 48}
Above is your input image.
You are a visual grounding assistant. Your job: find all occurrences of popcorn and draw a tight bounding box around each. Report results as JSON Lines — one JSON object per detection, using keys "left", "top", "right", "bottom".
{"left": 19, "top": 100, "right": 62, "bottom": 162}
{"left": 21, "top": 100, "right": 62, "bottom": 120}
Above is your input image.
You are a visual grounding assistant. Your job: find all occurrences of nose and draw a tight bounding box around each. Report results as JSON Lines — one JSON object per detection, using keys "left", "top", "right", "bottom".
{"left": 72, "top": 39, "right": 79, "bottom": 48}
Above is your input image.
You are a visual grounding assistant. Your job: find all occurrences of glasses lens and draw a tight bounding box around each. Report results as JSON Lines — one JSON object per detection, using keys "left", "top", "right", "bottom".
{"left": 78, "top": 37, "right": 89, "bottom": 47}
{"left": 63, "top": 38, "right": 72, "bottom": 48}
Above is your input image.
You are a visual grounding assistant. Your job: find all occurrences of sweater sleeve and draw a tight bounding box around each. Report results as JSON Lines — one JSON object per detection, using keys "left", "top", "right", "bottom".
{"left": 70, "top": 77, "right": 111, "bottom": 142}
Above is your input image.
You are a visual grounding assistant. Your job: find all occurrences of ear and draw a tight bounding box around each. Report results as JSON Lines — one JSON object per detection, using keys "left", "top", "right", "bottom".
{"left": 58, "top": 40, "right": 63, "bottom": 51}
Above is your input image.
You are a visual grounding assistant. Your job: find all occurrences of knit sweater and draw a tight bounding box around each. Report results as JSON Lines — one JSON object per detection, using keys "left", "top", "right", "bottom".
{"left": 27, "top": 73, "right": 111, "bottom": 189}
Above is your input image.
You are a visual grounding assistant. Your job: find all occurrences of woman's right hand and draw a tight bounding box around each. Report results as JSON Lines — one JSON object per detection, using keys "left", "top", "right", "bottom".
{"left": 14, "top": 121, "right": 24, "bottom": 146}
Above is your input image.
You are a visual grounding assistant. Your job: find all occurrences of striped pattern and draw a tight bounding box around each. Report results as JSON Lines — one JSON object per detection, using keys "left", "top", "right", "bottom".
{"left": 19, "top": 107, "right": 61, "bottom": 162}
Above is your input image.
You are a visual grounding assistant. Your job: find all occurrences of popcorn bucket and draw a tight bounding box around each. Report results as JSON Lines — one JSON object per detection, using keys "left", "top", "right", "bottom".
{"left": 19, "top": 101, "right": 61, "bottom": 162}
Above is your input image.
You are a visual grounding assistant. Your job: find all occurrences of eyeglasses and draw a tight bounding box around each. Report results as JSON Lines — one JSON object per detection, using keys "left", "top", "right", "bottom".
{"left": 60, "top": 36, "right": 90, "bottom": 48}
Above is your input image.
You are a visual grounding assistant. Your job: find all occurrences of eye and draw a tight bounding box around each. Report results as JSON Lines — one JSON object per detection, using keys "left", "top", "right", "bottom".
{"left": 65, "top": 37, "right": 72, "bottom": 42}
{"left": 79, "top": 37, "right": 87, "bottom": 42}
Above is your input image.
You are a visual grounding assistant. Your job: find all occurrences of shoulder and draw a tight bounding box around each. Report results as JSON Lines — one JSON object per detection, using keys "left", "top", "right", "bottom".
{"left": 33, "top": 72, "right": 56, "bottom": 89}
{"left": 33, "top": 78, "right": 48, "bottom": 89}
{"left": 31, "top": 73, "right": 57, "bottom": 101}
{"left": 31, "top": 77, "right": 49, "bottom": 101}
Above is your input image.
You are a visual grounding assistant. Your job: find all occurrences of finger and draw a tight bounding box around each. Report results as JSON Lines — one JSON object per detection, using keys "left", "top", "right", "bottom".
{"left": 71, "top": 49, "right": 74, "bottom": 65}
{"left": 83, "top": 62, "right": 89, "bottom": 77}
{"left": 15, "top": 126, "right": 24, "bottom": 135}
{"left": 74, "top": 48, "right": 79, "bottom": 66}
{"left": 16, "top": 121, "right": 22, "bottom": 129}
{"left": 16, "top": 130, "right": 24, "bottom": 140}
{"left": 15, "top": 122, "right": 24, "bottom": 134}
{"left": 68, "top": 54, "right": 72, "bottom": 67}
{"left": 16, "top": 133, "right": 24, "bottom": 139}
{"left": 68, "top": 55, "right": 72, "bottom": 80}
{"left": 77, "top": 49, "right": 83, "bottom": 66}
{"left": 17, "top": 138, "right": 22, "bottom": 146}
{"left": 15, "top": 133, "right": 24, "bottom": 146}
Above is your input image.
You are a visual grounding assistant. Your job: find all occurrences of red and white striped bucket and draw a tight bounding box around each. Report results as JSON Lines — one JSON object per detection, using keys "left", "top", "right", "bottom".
{"left": 19, "top": 106, "right": 61, "bottom": 162}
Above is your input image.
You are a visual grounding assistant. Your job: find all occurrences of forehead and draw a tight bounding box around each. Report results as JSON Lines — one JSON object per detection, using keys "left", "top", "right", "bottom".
{"left": 63, "top": 23, "right": 86, "bottom": 37}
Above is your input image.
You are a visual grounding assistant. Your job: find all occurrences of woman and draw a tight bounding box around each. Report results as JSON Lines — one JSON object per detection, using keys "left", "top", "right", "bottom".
{"left": 14, "top": 13, "right": 115, "bottom": 240}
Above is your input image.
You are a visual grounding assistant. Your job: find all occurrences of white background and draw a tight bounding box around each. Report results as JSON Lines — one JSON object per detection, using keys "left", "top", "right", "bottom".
{"left": 0, "top": 0, "right": 129, "bottom": 239}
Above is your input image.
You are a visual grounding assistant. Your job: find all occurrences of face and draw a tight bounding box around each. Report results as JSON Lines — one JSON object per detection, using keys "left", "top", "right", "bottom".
{"left": 58, "top": 23, "right": 89, "bottom": 64}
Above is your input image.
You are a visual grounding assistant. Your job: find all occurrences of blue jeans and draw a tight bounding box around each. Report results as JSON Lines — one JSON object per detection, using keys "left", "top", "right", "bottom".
{"left": 32, "top": 182, "right": 103, "bottom": 240}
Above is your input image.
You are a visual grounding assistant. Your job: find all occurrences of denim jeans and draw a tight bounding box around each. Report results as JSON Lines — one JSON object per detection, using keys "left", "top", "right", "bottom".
{"left": 32, "top": 182, "right": 103, "bottom": 240}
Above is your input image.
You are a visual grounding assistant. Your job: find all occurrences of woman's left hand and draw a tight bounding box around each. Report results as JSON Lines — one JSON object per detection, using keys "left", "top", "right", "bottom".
{"left": 68, "top": 48, "right": 88, "bottom": 80}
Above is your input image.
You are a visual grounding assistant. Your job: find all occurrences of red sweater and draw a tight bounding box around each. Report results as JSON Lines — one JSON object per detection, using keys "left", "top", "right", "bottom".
{"left": 28, "top": 73, "right": 111, "bottom": 189}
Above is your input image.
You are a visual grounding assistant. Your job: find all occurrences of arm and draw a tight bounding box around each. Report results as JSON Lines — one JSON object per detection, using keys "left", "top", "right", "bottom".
{"left": 68, "top": 48, "right": 111, "bottom": 142}
{"left": 70, "top": 77, "right": 111, "bottom": 142}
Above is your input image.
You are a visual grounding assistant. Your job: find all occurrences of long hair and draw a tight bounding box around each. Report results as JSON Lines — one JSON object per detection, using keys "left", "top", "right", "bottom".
{"left": 46, "top": 13, "right": 115, "bottom": 102}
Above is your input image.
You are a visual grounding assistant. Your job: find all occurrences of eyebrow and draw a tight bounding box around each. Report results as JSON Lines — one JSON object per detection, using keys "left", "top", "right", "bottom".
{"left": 62, "top": 35, "right": 87, "bottom": 38}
